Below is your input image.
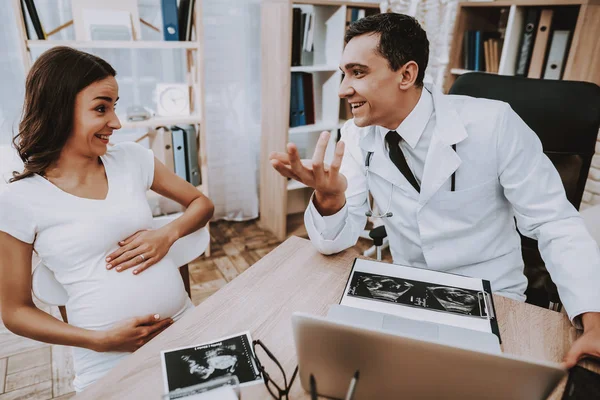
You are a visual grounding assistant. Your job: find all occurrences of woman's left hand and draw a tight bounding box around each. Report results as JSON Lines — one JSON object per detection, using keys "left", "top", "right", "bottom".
{"left": 106, "top": 229, "right": 176, "bottom": 275}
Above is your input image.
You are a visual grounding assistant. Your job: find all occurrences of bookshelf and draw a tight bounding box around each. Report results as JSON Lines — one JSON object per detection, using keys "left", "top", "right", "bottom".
{"left": 444, "top": 0, "right": 600, "bottom": 92}
{"left": 11, "top": 0, "right": 210, "bottom": 254}
{"left": 260, "top": 0, "right": 380, "bottom": 240}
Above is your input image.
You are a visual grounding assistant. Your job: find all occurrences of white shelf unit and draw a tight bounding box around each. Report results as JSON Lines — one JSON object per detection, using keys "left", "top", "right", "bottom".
{"left": 260, "top": 0, "right": 380, "bottom": 240}
{"left": 290, "top": 64, "right": 339, "bottom": 72}
{"left": 120, "top": 114, "right": 202, "bottom": 130}
{"left": 450, "top": 68, "right": 495, "bottom": 75}
{"left": 11, "top": 0, "right": 211, "bottom": 254}
{"left": 288, "top": 180, "right": 308, "bottom": 190}
{"left": 26, "top": 40, "right": 200, "bottom": 50}
{"left": 444, "top": 0, "right": 600, "bottom": 92}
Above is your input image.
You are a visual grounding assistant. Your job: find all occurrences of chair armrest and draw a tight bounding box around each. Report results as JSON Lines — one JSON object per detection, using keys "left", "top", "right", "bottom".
{"left": 152, "top": 213, "right": 210, "bottom": 267}
{"left": 369, "top": 226, "right": 388, "bottom": 246}
{"left": 32, "top": 262, "right": 69, "bottom": 306}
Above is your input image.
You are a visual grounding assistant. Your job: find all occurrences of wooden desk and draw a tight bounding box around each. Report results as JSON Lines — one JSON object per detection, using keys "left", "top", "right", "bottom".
{"left": 78, "top": 236, "right": 595, "bottom": 399}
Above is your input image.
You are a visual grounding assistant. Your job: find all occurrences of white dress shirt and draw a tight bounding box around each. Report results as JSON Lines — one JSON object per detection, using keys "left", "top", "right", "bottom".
{"left": 309, "top": 87, "right": 435, "bottom": 240}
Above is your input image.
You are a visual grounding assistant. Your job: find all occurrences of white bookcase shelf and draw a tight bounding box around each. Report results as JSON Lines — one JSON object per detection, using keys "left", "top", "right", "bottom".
{"left": 120, "top": 114, "right": 202, "bottom": 129}
{"left": 290, "top": 65, "right": 338, "bottom": 72}
{"left": 260, "top": 0, "right": 380, "bottom": 239}
{"left": 288, "top": 180, "right": 308, "bottom": 190}
{"left": 26, "top": 40, "right": 200, "bottom": 50}
{"left": 289, "top": 119, "right": 346, "bottom": 134}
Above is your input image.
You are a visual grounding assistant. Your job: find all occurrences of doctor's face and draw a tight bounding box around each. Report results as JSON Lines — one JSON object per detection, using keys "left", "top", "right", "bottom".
{"left": 338, "top": 33, "right": 409, "bottom": 128}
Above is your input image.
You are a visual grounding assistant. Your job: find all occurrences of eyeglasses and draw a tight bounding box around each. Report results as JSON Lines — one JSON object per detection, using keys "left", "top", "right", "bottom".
{"left": 252, "top": 339, "right": 299, "bottom": 400}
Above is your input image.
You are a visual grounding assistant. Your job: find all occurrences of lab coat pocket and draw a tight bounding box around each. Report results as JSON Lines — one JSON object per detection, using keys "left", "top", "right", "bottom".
{"left": 428, "top": 178, "right": 502, "bottom": 230}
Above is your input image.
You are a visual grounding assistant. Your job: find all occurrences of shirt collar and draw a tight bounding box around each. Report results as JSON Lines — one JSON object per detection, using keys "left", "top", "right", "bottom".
{"left": 377, "top": 87, "right": 434, "bottom": 149}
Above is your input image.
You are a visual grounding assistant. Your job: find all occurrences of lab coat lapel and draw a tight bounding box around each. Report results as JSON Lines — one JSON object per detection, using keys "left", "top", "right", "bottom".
{"left": 359, "top": 125, "right": 416, "bottom": 192}
{"left": 420, "top": 84, "right": 468, "bottom": 205}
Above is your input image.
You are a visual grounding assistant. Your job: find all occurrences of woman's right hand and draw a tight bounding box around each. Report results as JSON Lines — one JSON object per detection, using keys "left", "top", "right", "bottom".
{"left": 269, "top": 131, "right": 347, "bottom": 215}
{"left": 93, "top": 314, "right": 174, "bottom": 353}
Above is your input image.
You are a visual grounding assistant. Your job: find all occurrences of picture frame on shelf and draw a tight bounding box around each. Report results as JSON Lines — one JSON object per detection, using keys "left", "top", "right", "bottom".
{"left": 71, "top": 0, "right": 141, "bottom": 41}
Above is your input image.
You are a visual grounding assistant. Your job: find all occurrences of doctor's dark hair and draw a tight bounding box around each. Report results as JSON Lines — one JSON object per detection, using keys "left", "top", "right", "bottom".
{"left": 10, "top": 46, "right": 116, "bottom": 183}
{"left": 345, "top": 13, "right": 429, "bottom": 87}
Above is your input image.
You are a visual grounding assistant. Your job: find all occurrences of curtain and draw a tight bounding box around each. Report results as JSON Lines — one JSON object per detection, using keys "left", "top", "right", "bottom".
{"left": 202, "top": 0, "right": 261, "bottom": 221}
{"left": 380, "top": 0, "right": 459, "bottom": 88}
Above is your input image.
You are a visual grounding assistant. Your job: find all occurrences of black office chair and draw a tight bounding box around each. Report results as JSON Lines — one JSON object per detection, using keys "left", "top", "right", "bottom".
{"left": 370, "top": 73, "right": 600, "bottom": 311}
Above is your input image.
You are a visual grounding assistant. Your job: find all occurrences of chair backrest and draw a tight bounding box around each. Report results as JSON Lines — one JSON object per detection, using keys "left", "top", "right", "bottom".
{"left": 449, "top": 73, "right": 600, "bottom": 209}
{"left": 449, "top": 73, "right": 600, "bottom": 308}
{"left": 32, "top": 212, "right": 210, "bottom": 307}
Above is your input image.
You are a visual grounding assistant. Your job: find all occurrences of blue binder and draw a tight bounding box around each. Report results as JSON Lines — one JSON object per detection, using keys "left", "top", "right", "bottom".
{"left": 474, "top": 31, "right": 481, "bottom": 71}
{"left": 161, "top": 0, "right": 179, "bottom": 41}
{"left": 296, "top": 73, "right": 306, "bottom": 126}
{"left": 290, "top": 73, "right": 299, "bottom": 127}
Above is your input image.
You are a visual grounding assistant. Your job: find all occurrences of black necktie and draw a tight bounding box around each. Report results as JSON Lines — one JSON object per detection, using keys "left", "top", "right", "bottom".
{"left": 385, "top": 130, "right": 420, "bottom": 192}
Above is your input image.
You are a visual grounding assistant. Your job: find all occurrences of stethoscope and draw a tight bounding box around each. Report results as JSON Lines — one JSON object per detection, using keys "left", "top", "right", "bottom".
{"left": 364, "top": 144, "right": 457, "bottom": 218}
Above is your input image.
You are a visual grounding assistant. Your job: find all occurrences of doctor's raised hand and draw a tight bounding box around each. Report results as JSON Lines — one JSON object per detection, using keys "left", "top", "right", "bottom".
{"left": 270, "top": 131, "right": 347, "bottom": 216}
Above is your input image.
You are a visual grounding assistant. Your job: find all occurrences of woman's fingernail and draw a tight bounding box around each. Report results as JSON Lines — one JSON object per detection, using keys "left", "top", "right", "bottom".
{"left": 106, "top": 257, "right": 111, "bottom": 262}
{"left": 154, "top": 314, "right": 160, "bottom": 320}
{"left": 106, "top": 264, "right": 111, "bottom": 269}
{"left": 133, "top": 270, "right": 138, "bottom": 275}
{"left": 116, "top": 267, "right": 121, "bottom": 271}
{"left": 119, "top": 241, "right": 124, "bottom": 245}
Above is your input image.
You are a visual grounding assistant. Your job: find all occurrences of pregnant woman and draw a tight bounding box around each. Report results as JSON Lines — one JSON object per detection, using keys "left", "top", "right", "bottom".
{"left": 0, "top": 47, "right": 214, "bottom": 392}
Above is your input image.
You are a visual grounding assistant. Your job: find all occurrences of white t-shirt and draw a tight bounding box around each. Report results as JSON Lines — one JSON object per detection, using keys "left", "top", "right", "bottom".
{"left": 0, "top": 142, "right": 193, "bottom": 391}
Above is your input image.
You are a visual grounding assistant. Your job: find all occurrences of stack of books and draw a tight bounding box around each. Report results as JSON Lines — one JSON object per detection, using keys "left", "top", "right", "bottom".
{"left": 463, "top": 31, "right": 501, "bottom": 73}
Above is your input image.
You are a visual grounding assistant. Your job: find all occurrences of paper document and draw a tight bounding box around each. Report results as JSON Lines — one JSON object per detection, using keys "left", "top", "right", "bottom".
{"left": 340, "top": 258, "right": 500, "bottom": 339}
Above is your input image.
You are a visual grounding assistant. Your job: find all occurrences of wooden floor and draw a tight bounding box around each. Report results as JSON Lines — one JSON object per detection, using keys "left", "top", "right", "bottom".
{"left": 0, "top": 215, "right": 389, "bottom": 399}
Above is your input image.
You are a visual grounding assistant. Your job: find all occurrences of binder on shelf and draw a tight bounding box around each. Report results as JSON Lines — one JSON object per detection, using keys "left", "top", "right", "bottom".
{"left": 20, "top": 0, "right": 31, "bottom": 40}
{"left": 179, "top": 124, "right": 201, "bottom": 186}
{"left": 23, "top": 0, "right": 45, "bottom": 40}
{"left": 302, "top": 73, "right": 315, "bottom": 125}
{"left": 296, "top": 73, "right": 307, "bottom": 127}
{"left": 161, "top": 0, "right": 179, "bottom": 41}
{"left": 527, "top": 9, "right": 553, "bottom": 79}
{"left": 543, "top": 30, "right": 571, "bottom": 80}
{"left": 484, "top": 40, "right": 491, "bottom": 72}
{"left": 151, "top": 127, "right": 175, "bottom": 173}
{"left": 491, "top": 39, "right": 500, "bottom": 73}
{"left": 474, "top": 31, "right": 482, "bottom": 71}
{"left": 290, "top": 73, "right": 299, "bottom": 127}
{"left": 515, "top": 8, "right": 540, "bottom": 76}
{"left": 300, "top": 7, "right": 315, "bottom": 66}
{"left": 171, "top": 128, "right": 187, "bottom": 181}
{"left": 291, "top": 8, "right": 302, "bottom": 66}
{"left": 468, "top": 31, "right": 476, "bottom": 70}
{"left": 463, "top": 31, "right": 470, "bottom": 70}
{"left": 177, "top": 0, "right": 195, "bottom": 41}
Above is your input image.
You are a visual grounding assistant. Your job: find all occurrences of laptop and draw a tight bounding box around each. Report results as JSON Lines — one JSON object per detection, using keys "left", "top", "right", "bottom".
{"left": 292, "top": 312, "right": 565, "bottom": 400}
{"left": 328, "top": 304, "right": 501, "bottom": 354}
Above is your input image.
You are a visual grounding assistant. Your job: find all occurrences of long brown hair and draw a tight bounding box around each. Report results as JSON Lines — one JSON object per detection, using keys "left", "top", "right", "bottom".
{"left": 10, "top": 46, "right": 116, "bottom": 182}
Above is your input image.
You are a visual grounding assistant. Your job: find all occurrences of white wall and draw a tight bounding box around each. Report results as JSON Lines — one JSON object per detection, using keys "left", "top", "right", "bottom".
{"left": 0, "top": 4, "right": 26, "bottom": 146}
{"left": 582, "top": 132, "right": 600, "bottom": 209}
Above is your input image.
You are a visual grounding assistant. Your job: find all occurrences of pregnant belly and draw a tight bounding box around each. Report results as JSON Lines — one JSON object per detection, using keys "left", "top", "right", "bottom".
{"left": 65, "top": 257, "right": 189, "bottom": 330}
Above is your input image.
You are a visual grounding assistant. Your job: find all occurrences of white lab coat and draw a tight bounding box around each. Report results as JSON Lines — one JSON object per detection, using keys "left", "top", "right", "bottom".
{"left": 305, "top": 83, "right": 600, "bottom": 324}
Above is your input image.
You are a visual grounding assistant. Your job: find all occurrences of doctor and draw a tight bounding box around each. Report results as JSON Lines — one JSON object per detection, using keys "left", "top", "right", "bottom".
{"left": 270, "top": 13, "right": 600, "bottom": 366}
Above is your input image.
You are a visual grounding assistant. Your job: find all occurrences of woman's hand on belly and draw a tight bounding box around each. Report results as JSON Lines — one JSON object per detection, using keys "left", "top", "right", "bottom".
{"left": 105, "top": 228, "right": 176, "bottom": 275}
{"left": 93, "top": 313, "right": 173, "bottom": 353}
